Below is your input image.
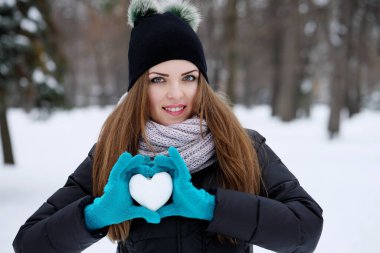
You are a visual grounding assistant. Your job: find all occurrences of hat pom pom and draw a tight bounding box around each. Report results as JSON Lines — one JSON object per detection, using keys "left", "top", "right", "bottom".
{"left": 128, "top": 0, "right": 158, "bottom": 28}
{"left": 162, "top": 1, "right": 201, "bottom": 31}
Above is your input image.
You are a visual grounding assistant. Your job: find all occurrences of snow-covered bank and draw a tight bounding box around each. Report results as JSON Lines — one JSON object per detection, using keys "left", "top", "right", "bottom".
{"left": 1, "top": 105, "right": 379, "bottom": 252}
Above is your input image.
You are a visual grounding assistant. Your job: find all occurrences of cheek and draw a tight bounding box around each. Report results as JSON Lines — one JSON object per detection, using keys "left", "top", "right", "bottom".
{"left": 147, "top": 90, "right": 158, "bottom": 116}
{"left": 188, "top": 86, "right": 198, "bottom": 103}
{"left": 147, "top": 87, "right": 168, "bottom": 120}
{"left": 147, "top": 88, "right": 158, "bottom": 107}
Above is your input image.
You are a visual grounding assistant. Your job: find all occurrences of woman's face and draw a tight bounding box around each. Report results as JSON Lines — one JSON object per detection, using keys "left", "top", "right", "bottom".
{"left": 147, "top": 60, "right": 199, "bottom": 126}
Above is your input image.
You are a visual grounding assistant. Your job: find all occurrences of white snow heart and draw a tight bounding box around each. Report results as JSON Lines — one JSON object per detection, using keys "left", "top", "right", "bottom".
{"left": 129, "top": 172, "right": 173, "bottom": 211}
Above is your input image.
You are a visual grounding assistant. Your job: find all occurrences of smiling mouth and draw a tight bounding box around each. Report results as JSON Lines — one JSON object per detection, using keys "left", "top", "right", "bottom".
{"left": 163, "top": 106, "right": 186, "bottom": 112}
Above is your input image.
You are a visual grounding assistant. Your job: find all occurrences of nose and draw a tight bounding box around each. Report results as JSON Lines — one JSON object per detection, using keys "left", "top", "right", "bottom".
{"left": 167, "top": 82, "right": 184, "bottom": 99}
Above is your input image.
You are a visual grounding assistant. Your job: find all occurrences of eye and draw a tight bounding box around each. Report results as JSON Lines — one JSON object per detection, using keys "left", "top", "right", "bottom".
{"left": 183, "top": 75, "right": 197, "bottom": 82}
{"left": 150, "top": 76, "right": 165, "bottom": 84}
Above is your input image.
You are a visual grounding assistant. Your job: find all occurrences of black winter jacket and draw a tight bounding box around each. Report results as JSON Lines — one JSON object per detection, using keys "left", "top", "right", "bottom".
{"left": 13, "top": 130, "right": 323, "bottom": 253}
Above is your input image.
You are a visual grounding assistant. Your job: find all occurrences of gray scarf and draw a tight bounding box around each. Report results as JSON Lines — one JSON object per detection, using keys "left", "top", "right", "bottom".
{"left": 138, "top": 116, "right": 217, "bottom": 173}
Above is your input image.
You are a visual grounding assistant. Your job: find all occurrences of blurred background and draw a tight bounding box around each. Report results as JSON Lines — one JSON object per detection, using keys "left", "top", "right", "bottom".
{"left": 1, "top": 0, "right": 380, "bottom": 163}
{"left": 1, "top": 0, "right": 380, "bottom": 252}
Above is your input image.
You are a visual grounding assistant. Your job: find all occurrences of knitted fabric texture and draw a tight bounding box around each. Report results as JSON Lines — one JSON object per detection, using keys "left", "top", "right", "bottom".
{"left": 127, "top": 12, "right": 208, "bottom": 91}
{"left": 139, "top": 117, "right": 216, "bottom": 173}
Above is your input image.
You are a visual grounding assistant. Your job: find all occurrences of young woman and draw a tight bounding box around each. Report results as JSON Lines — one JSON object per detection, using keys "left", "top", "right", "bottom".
{"left": 13, "top": 1, "right": 323, "bottom": 252}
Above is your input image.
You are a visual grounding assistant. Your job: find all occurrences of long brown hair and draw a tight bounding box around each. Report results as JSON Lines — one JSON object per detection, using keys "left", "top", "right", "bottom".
{"left": 93, "top": 72, "right": 261, "bottom": 242}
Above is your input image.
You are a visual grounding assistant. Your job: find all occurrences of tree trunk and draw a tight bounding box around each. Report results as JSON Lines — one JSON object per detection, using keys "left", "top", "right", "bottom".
{"left": 346, "top": 1, "right": 366, "bottom": 117}
{"left": 0, "top": 87, "right": 15, "bottom": 165}
{"left": 242, "top": 0, "right": 253, "bottom": 107}
{"left": 277, "top": 0, "right": 299, "bottom": 122}
{"left": 328, "top": 0, "right": 350, "bottom": 138}
{"left": 269, "top": 0, "right": 282, "bottom": 116}
{"left": 225, "top": 0, "right": 238, "bottom": 104}
{"left": 296, "top": 3, "right": 316, "bottom": 119}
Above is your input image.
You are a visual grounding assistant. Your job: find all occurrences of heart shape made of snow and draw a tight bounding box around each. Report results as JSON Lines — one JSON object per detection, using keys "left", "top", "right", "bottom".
{"left": 129, "top": 172, "right": 173, "bottom": 211}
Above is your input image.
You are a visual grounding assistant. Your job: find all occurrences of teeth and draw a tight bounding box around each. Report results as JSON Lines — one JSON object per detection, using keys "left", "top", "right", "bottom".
{"left": 165, "top": 107, "right": 184, "bottom": 112}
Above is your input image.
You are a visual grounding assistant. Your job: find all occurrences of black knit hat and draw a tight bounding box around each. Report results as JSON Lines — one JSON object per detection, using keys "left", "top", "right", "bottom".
{"left": 127, "top": 0, "right": 208, "bottom": 91}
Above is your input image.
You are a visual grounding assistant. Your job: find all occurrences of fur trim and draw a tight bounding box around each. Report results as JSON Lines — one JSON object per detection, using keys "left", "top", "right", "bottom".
{"left": 162, "top": 1, "right": 201, "bottom": 31}
{"left": 127, "top": 0, "right": 159, "bottom": 28}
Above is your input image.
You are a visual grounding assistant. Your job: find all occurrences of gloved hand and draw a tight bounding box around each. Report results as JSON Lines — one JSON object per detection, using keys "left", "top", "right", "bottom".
{"left": 84, "top": 152, "right": 161, "bottom": 230}
{"left": 154, "top": 147, "right": 215, "bottom": 221}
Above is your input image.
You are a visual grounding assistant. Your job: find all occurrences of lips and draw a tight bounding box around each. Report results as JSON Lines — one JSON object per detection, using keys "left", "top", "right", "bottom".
{"left": 164, "top": 106, "right": 184, "bottom": 112}
{"left": 162, "top": 105, "right": 186, "bottom": 116}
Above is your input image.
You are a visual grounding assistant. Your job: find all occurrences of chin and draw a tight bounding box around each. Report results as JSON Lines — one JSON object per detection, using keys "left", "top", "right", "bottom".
{"left": 164, "top": 118, "right": 185, "bottom": 126}
{"left": 153, "top": 113, "right": 190, "bottom": 126}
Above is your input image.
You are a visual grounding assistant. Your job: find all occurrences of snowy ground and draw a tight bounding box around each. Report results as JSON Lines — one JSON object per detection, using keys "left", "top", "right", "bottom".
{"left": 1, "top": 105, "right": 379, "bottom": 253}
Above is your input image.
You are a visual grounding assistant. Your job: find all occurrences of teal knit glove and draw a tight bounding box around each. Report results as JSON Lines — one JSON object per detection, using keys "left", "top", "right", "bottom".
{"left": 154, "top": 147, "right": 215, "bottom": 221}
{"left": 84, "top": 152, "right": 161, "bottom": 230}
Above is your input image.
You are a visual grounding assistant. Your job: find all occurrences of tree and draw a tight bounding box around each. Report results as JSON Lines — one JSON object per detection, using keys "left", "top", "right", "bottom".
{"left": 0, "top": 0, "right": 65, "bottom": 165}
{"left": 327, "top": 0, "right": 353, "bottom": 138}
{"left": 0, "top": 1, "right": 21, "bottom": 165}
{"left": 50, "top": 0, "right": 129, "bottom": 107}
{"left": 224, "top": 0, "right": 238, "bottom": 104}
{"left": 270, "top": 0, "right": 301, "bottom": 121}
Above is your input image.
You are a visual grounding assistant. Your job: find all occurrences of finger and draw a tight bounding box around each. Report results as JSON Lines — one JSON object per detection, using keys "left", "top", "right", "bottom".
{"left": 133, "top": 206, "right": 161, "bottom": 224}
{"left": 168, "top": 146, "right": 181, "bottom": 159}
{"left": 128, "top": 154, "right": 148, "bottom": 167}
{"left": 168, "top": 147, "right": 187, "bottom": 168}
{"left": 109, "top": 152, "right": 132, "bottom": 180}
{"left": 168, "top": 147, "right": 191, "bottom": 180}
{"left": 157, "top": 204, "right": 177, "bottom": 219}
{"left": 153, "top": 155, "right": 175, "bottom": 168}
{"left": 124, "top": 155, "right": 150, "bottom": 176}
{"left": 153, "top": 156, "right": 176, "bottom": 175}
{"left": 135, "top": 164, "right": 155, "bottom": 178}
{"left": 148, "top": 164, "right": 169, "bottom": 177}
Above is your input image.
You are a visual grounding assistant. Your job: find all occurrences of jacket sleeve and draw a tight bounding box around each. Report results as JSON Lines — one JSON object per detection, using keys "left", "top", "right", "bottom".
{"left": 206, "top": 130, "right": 323, "bottom": 253}
{"left": 12, "top": 145, "right": 108, "bottom": 253}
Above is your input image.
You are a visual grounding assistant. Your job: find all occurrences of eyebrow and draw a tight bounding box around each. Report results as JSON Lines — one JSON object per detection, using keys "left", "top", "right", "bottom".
{"left": 148, "top": 69, "right": 199, "bottom": 76}
{"left": 181, "top": 70, "right": 199, "bottom": 76}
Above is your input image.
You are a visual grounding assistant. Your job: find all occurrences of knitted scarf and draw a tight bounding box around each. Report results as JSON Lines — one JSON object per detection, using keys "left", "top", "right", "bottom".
{"left": 138, "top": 116, "right": 217, "bottom": 173}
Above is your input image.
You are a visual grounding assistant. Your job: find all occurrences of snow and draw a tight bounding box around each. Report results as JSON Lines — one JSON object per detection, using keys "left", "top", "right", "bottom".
{"left": 14, "top": 34, "right": 30, "bottom": 47}
{"left": 46, "top": 59, "right": 57, "bottom": 72}
{"left": 0, "top": 0, "right": 15, "bottom": 6}
{"left": 20, "top": 18, "right": 37, "bottom": 33}
{"left": 298, "top": 3, "right": 309, "bottom": 14}
{"left": 32, "top": 68, "right": 45, "bottom": 83}
{"left": 27, "top": 7, "right": 42, "bottom": 23}
{"left": 31, "top": 69, "right": 60, "bottom": 90}
{"left": 0, "top": 64, "right": 10, "bottom": 75}
{"left": 304, "top": 21, "right": 317, "bottom": 36}
{"left": 329, "top": 19, "right": 343, "bottom": 46}
{"left": 312, "top": 0, "right": 330, "bottom": 6}
{"left": 1, "top": 105, "right": 380, "bottom": 253}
